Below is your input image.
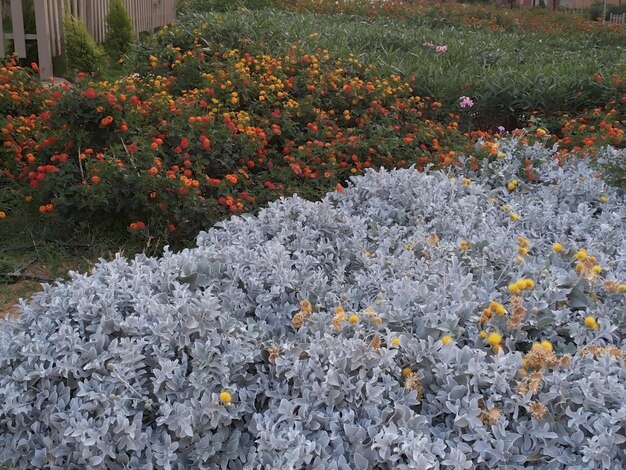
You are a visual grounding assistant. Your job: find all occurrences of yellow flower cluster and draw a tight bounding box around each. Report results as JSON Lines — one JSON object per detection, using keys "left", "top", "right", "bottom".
{"left": 516, "top": 236, "right": 530, "bottom": 254}
{"left": 479, "top": 300, "right": 507, "bottom": 325}
{"left": 486, "top": 332, "right": 502, "bottom": 347}
{"left": 508, "top": 278, "right": 535, "bottom": 294}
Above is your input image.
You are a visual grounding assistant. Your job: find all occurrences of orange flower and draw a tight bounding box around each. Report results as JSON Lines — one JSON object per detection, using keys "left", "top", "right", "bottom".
{"left": 0, "top": 211, "right": 6, "bottom": 219}
{"left": 90, "top": 176, "right": 100, "bottom": 183}
{"left": 225, "top": 174, "right": 238, "bottom": 184}
{"left": 101, "top": 116, "right": 113, "bottom": 127}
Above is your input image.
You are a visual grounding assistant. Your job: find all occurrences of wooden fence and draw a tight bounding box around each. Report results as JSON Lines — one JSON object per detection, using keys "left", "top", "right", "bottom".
{"left": 1, "top": 0, "right": 176, "bottom": 79}
{"left": 608, "top": 12, "right": 626, "bottom": 25}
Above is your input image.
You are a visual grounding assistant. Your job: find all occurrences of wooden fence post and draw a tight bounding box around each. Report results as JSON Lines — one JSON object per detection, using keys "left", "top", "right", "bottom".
{"left": 10, "top": 0, "right": 27, "bottom": 57}
{"left": 0, "top": 0, "right": 5, "bottom": 55}
{"left": 34, "top": 0, "right": 53, "bottom": 79}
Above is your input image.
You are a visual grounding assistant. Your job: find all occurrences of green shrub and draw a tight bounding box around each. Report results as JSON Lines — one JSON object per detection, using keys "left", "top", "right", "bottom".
{"left": 104, "top": 0, "right": 134, "bottom": 61}
{"left": 63, "top": 14, "right": 108, "bottom": 78}
{"left": 588, "top": 2, "right": 626, "bottom": 21}
{"left": 178, "top": 0, "right": 275, "bottom": 14}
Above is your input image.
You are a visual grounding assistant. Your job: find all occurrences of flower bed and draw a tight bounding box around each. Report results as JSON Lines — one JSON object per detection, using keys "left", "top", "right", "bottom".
{"left": 1, "top": 42, "right": 623, "bottom": 243}
{"left": 1, "top": 139, "right": 625, "bottom": 468}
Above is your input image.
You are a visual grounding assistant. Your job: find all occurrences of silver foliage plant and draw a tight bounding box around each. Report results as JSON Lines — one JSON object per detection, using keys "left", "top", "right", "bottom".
{"left": 0, "top": 139, "right": 625, "bottom": 469}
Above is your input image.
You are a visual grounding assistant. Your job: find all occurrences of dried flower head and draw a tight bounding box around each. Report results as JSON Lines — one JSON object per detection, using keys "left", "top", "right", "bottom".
{"left": 292, "top": 299, "right": 313, "bottom": 329}
{"left": 266, "top": 345, "right": 281, "bottom": 364}
{"left": 507, "top": 295, "right": 526, "bottom": 328}
{"left": 480, "top": 407, "right": 502, "bottom": 426}
{"left": 426, "top": 233, "right": 439, "bottom": 246}
{"left": 524, "top": 343, "right": 560, "bottom": 370}
{"left": 528, "top": 401, "right": 546, "bottom": 420}
{"left": 404, "top": 372, "right": 423, "bottom": 398}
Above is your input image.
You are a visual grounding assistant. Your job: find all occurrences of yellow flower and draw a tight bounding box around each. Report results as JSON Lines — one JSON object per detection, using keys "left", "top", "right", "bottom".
{"left": 459, "top": 240, "right": 469, "bottom": 252}
{"left": 592, "top": 266, "right": 602, "bottom": 274}
{"left": 618, "top": 284, "right": 626, "bottom": 293}
{"left": 516, "top": 236, "right": 530, "bottom": 247}
{"left": 510, "top": 213, "right": 520, "bottom": 221}
{"left": 552, "top": 243, "right": 563, "bottom": 253}
{"left": 600, "top": 196, "right": 608, "bottom": 203}
{"left": 522, "top": 279, "right": 535, "bottom": 289}
{"left": 507, "top": 180, "right": 518, "bottom": 191}
{"left": 402, "top": 367, "right": 412, "bottom": 376}
{"left": 508, "top": 283, "right": 522, "bottom": 294}
{"left": 391, "top": 337, "right": 401, "bottom": 347}
{"left": 441, "top": 335, "right": 453, "bottom": 345}
{"left": 480, "top": 330, "right": 487, "bottom": 338}
{"left": 574, "top": 249, "right": 587, "bottom": 262}
{"left": 486, "top": 332, "right": 502, "bottom": 346}
{"left": 540, "top": 340, "right": 553, "bottom": 352}
{"left": 219, "top": 391, "right": 232, "bottom": 404}
{"left": 584, "top": 316, "right": 599, "bottom": 329}
{"left": 348, "top": 314, "right": 359, "bottom": 324}
{"left": 536, "top": 128, "right": 547, "bottom": 136}
{"left": 489, "top": 301, "right": 506, "bottom": 316}
{"left": 517, "top": 256, "right": 525, "bottom": 264}
{"left": 518, "top": 247, "right": 528, "bottom": 255}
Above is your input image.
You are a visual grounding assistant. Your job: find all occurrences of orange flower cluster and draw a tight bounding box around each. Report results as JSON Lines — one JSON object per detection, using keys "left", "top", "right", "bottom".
{"left": 0, "top": 36, "right": 622, "bottom": 241}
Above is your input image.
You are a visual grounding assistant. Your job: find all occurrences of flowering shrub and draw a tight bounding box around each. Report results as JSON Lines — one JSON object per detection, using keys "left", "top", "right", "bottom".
{"left": 1, "top": 140, "right": 625, "bottom": 467}
{"left": 0, "top": 50, "right": 481, "bottom": 240}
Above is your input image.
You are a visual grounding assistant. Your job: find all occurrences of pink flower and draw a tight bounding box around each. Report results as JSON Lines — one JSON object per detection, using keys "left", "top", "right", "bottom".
{"left": 459, "top": 96, "right": 474, "bottom": 108}
{"left": 435, "top": 45, "right": 448, "bottom": 53}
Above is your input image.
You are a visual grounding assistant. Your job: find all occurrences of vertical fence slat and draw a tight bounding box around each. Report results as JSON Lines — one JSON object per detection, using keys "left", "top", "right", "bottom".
{"left": 56, "top": 0, "right": 63, "bottom": 55}
{"left": 49, "top": 0, "right": 57, "bottom": 56}
{"left": 10, "top": 0, "right": 27, "bottom": 57}
{"left": 34, "top": 0, "right": 53, "bottom": 79}
{"left": 0, "top": 0, "right": 5, "bottom": 56}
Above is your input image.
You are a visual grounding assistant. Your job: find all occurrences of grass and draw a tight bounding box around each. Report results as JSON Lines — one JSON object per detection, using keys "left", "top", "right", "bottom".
{"left": 0, "top": 212, "right": 147, "bottom": 316}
